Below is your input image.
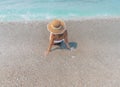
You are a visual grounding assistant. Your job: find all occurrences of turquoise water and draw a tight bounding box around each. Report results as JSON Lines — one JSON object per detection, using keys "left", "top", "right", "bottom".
{"left": 0, "top": 0, "right": 120, "bottom": 21}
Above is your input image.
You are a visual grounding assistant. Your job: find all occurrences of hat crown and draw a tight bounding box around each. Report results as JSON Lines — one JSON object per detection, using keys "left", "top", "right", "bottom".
{"left": 52, "top": 20, "right": 61, "bottom": 28}
{"left": 47, "top": 19, "right": 65, "bottom": 34}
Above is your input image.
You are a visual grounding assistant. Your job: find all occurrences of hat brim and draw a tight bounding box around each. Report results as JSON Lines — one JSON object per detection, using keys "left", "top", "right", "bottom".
{"left": 47, "top": 20, "right": 66, "bottom": 34}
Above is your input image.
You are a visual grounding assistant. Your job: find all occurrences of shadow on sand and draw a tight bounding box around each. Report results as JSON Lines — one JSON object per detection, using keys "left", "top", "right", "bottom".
{"left": 52, "top": 41, "right": 77, "bottom": 51}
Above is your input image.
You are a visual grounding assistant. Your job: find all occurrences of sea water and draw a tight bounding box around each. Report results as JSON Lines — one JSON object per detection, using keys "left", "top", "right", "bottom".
{"left": 0, "top": 0, "right": 120, "bottom": 21}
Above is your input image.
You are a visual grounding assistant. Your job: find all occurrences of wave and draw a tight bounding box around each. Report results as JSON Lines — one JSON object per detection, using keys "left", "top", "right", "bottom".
{"left": 0, "top": 13, "right": 119, "bottom": 22}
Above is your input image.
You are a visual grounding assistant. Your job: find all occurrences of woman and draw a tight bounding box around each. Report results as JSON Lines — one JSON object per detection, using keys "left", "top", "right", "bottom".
{"left": 45, "top": 19, "right": 70, "bottom": 56}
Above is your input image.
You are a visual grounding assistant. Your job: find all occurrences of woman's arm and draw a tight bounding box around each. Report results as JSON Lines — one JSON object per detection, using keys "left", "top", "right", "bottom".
{"left": 64, "top": 30, "right": 70, "bottom": 49}
{"left": 45, "top": 34, "right": 54, "bottom": 56}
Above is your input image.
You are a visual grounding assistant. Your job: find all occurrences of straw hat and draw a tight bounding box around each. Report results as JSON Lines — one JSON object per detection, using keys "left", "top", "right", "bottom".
{"left": 47, "top": 19, "right": 66, "bottom": 34}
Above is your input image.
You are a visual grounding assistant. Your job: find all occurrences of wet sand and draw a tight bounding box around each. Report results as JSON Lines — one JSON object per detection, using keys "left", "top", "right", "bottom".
{"left": 0, "top": 18, "right": 120, "bottom": 87}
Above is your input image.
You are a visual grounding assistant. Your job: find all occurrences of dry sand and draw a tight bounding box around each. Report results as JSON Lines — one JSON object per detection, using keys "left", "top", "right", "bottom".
{"left": 0, "top": 18, "right": 120, "bottom": 87}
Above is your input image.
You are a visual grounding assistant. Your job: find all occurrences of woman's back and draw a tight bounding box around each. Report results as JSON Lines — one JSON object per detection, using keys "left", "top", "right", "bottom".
{"left": 51, "top": 30, "right": 67, "bottom": 41}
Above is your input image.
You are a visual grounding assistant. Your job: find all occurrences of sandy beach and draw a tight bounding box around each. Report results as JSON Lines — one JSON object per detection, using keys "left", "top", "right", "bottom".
{"left": 0, "top": 18, "right": 120, "bottom": 87}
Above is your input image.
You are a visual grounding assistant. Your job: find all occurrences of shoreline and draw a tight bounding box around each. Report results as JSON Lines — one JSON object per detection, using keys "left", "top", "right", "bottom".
{"left": 0, "top": 16, "right": 120, "bottom": 23}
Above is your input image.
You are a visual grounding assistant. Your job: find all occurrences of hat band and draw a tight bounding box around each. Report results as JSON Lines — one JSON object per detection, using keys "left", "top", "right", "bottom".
{"left": 51, "top": 24, "right": 62, "bottom": 30}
